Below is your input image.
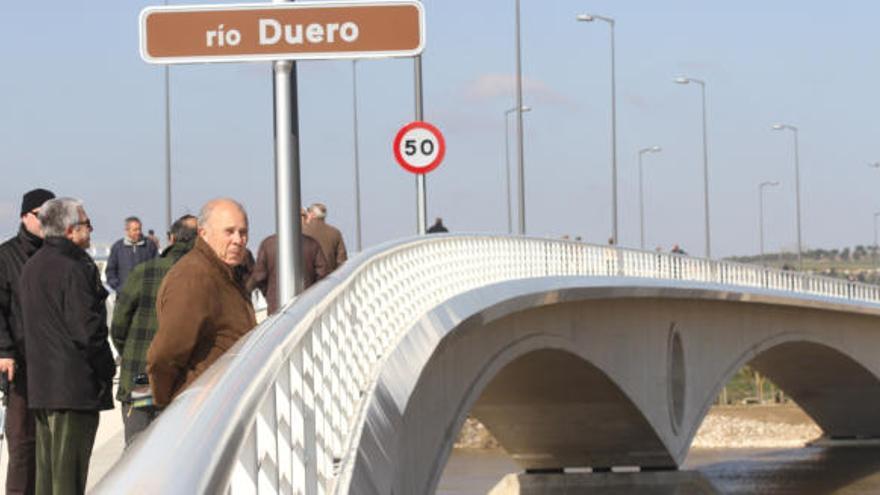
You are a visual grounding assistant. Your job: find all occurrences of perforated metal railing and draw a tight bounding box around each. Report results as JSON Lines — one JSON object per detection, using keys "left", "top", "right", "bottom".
{"left": 95, "top": 235, "right": 880, "bottom": 494}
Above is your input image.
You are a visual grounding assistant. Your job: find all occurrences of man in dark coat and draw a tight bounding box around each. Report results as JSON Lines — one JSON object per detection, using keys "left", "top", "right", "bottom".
{"left": 248, "top": 208, "right": 329, "bottom": 315}
{"left": 110, "top": 215, "right": 197, "bottom": 445}
{"left": 303, "top": 203, "right": 347, "bottom": 272}
{"left": 147, "top": 198, "right": 256, "bottom": 407}
{"left": 19, "top": 198, "right": 115, "bottom": 495}
{"left": 105, "top": 216, "right": 158, "bottom": 291}
{"left": 0, "top": 187, "right": 54, "bottom": 494}
{"left": 426, "top": 217, "right": 449, "bottom": 233}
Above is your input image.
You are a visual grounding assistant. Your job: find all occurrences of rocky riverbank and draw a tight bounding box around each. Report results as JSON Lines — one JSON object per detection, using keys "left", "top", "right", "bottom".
{"left": 455, "top": 404, "right": 821, "bottom": 450}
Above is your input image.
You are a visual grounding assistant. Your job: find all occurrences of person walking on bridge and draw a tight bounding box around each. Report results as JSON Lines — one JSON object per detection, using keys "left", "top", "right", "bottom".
{"left": 147, "top": 199, "right": 256, "bottom": 407}
{"left": 105, "top": 216, "right": 158, "bottom": 291}
{"left": 304, "top": 202, "right": 347, "bottom": 272}
{"left": 110, "top": 215, "right": 197, "bottom": 445}
{"left": 0, "top": 187, "right": 54, "bottom": 495}
{"left": 247, "top": 208, "right": 328, "bottom": 315}
{"left": 19, "top": 198, "right": 116, "bottom": 495}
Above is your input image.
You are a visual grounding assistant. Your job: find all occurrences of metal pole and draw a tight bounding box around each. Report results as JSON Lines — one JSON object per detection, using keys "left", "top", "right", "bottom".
{"left": 163, "top": 66, "right": 172, "bottom": 234}
{"left": 759, "top": 184, "right": 766, "bottom": 266}
{"left": 793, "top": 128, "right": 803, "bottom": 269}
{"left": 874, "top": 212, "right": 880, "bottom": 270}
{"left": 699, "top": 81, "right": 711, "bottom": 259}
{"left": 273, "top": 58, "right": 304, "bottom": 304}
{"left": 514, "top": 0, "right": 526, "bottom": 234}
{"left": 163, "top": 0, "right": 172, "bottom": 234}
{"left": 638, "top": 150, "right": 645, "bottom": 250}
{"left": 351, "top": 60, "right": 363, "bottom": 251}
{"left": 609, "top": 20, "right": 618, "bottom": 246}
{"left": 414, "top": 55, "right": 427, "bottom": 235}
{"left": 504, "top": 109, "right": 513, "bottom": 234}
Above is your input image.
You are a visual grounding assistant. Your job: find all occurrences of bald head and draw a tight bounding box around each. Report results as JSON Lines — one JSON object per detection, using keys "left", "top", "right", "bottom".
{"left": 198, "top": 198, "right": 249, "bottom": 266}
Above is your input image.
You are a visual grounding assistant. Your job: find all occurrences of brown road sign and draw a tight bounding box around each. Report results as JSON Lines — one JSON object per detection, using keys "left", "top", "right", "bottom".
{"left": 140, "top": 1, "right": 425, "bottom": 64}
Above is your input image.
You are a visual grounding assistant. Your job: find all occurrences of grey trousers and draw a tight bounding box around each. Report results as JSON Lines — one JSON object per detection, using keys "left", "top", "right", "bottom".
{"left": 120, "top": 403, "right": 159, "bottom": 446}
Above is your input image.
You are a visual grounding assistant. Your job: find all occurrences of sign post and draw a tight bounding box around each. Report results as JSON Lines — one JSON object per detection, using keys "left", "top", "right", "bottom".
{"left": 140, "top": 0, "right": 425, "bottom": 307}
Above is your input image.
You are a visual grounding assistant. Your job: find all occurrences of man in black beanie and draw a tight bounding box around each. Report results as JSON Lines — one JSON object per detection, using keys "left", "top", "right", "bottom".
{"left": 0, "top": 187, "right": 55, "bottom": 494}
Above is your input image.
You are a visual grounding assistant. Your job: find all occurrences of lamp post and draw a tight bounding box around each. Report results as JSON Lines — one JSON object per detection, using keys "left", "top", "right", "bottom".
{"left": 351, "top": 60, "right": 363, "bottom": 252}
{"left": 163, "top": 0, "right": 172, "bottom": 234}
{"left": 513, "top": 0, "right": 527, "bottom": 234}
{"left": 873, "top": 211, "right": 880, "bottom": 270}
{"left": 771, "top": 123, "right": 803, "bottom": 269}
{"left": 576, "top": 13, "right": 618, "bottom": 245}
{"left": 759, "top": 181, "right": 780, "bottom": 266}
{"left": 674, "top": 76, "right": 712, "bottom": 259}
{"left": 638, "top": 146, "right": 662, "bottom": 250}
{"left": 505, "top": 106, "right": 531, "bottom": 234}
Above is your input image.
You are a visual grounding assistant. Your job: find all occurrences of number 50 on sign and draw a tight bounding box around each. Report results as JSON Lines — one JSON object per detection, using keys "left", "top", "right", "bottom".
{"left": 393, "top": 121, "right": 446, "bottom": 174}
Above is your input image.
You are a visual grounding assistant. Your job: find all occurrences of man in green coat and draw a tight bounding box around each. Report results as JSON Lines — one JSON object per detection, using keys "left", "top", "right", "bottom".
{"left": 110, "top": 215, "right": 197, "bottom": 445}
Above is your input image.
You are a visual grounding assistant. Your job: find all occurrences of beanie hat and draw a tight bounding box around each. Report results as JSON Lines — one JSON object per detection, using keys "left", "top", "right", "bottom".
{"left": 20, "top": 188, "right": 56, "bottom": 216}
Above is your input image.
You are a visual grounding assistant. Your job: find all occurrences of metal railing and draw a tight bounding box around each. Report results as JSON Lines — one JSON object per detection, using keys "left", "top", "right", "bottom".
{"left": 94, "top": 235, "right": 880, "bottom": 494}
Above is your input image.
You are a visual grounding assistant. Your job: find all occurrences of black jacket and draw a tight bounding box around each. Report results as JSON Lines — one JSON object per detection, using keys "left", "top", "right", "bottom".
{"left": 0, "top": 225, "right": 43, "bottom": 362}
{"left": 20, "top": 237, "right": 115, "bottom": 411}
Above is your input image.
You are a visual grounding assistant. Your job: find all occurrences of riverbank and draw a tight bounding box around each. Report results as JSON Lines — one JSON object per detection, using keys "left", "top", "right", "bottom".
{"left": 455, "top": 404, "right": 821, "bottom": 450}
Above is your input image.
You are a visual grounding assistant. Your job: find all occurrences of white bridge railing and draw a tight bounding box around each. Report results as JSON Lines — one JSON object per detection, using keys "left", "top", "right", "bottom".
{"left": 94, "top": 235, "right": 880, "bottom": 494}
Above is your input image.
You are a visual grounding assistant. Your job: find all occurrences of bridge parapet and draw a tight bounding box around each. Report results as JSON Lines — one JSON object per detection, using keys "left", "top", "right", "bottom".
{"left": 93, "top": 236, "right": 880, "bottom": 494}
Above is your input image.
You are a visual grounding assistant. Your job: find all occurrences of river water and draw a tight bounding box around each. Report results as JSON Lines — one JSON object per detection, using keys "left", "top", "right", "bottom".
{"left": 437, "top": 446, "right": 880, "bottom": 494}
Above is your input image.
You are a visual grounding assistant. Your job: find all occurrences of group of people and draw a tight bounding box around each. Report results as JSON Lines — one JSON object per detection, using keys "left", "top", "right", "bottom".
{"left": 0, "top": 189, "right": 347, "bottom": 495}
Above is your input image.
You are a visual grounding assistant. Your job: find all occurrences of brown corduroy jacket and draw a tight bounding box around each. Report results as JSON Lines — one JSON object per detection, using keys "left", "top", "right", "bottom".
{"left": 246, "top": 233, "right": 328, "bottom": 315}
{"left": 147, "top": 237, "right": 256, "bottom": 407}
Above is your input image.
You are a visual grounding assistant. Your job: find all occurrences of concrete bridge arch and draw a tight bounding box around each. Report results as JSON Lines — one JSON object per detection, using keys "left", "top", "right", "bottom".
{"left": 344, "top": 278, "right": 880, "bottom": 495}
{"left": 95, "top": 236, "right": 880, "bottom": 495}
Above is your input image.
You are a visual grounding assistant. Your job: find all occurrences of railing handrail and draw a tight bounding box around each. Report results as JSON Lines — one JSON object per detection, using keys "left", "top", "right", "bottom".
{"left": 94, "top": 235, "right": 880, "bottom": 494}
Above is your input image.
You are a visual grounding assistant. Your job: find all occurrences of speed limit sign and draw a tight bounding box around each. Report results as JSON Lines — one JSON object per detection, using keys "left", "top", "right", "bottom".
{"left": 393, "top": 121, "right": 446, "bottom": 174}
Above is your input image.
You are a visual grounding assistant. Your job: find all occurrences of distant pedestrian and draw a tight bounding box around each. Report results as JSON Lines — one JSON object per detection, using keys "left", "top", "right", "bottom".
{"left": 105, "top": 216, "right": 158, "bottom": 291}
{"left": 671, "top": 244, "right": 687, "bottom": 255}
{"left": 147, "top": 199, "right": 256, "bottom": 407}
{"left": 146, "top": 229, "right": 161, "bottom": 251}
{"left": 19, "top": 198, "right": 115, "bottom": 495}
{"left": 248, "top": 209, "right": 328, "bottom": 315}
{"left": 110, "top": 215, "right": 197, "bottom": 445}
{"left": 426, "top": 217, "right": 448, "bottom": 234}
{"left": 304, "top": 203, "right": 347, "bottom": 272}
{"left": 0, "top": 187, "right": 55, "bottom": 495}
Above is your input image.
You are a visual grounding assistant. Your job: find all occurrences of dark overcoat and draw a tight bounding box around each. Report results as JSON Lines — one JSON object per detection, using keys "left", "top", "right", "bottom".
{"left": 19, "top": 237, "right": 115, "bottom": 411}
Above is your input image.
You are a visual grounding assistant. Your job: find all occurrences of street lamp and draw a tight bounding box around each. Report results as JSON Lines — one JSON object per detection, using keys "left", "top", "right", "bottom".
{"left": 351, "top": 60, "right": 363, "bottom": 252}
{"left": 759, "top": 181, "right": 780, "bottom": 266}
{"left": 576, "top": 13, "right": 618, "bottom": 245}
{"left": 163, "top": 0, "right": 172, "bottom": 234}
{"left": 513, "top": 0, "right": 527, "bottom": 234}
{"left": 638, "top": 146, "right": 662, "bottom": 250}
{"left": 505, "top": 106, "right": 531, "bottom": 234}
{"left": 674, "top": 76, "right": 712, "bottom": 259}
{"left": 771, "top": 123, "right": 803, "bottom": 269}
{"left": 873, "top": 211, "right": 880, "bottom": 270}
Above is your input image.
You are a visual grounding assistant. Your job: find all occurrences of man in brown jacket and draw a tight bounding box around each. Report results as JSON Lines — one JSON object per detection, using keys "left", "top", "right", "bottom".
{"left": 303, "top": 203, "right": 347, "bottom": 272}
{"left": 146, "top": 198, "right": 256, "bottom": 407}
{"left": 247, "top": 231, "right": 328, "bottom": 315}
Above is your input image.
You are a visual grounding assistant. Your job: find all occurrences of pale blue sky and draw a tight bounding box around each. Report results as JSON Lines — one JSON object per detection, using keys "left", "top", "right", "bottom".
{"left": 2, "top": 1, "right": 878, "bottom": 258}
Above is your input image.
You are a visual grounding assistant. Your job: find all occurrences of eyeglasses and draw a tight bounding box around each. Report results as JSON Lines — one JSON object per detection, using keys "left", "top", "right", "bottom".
{"left": 75, "top": 219, "right": 93, "bottom": 231}
{"left": 27, "top": 209, "right": 40, "bottom": 217}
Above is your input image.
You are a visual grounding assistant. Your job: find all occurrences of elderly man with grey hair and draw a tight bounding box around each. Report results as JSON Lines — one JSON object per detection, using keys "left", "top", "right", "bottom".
{"left": 19, "top": 197, "right": 115, "bottom": 495}
{"left": 303, "top": 202, "right": 347, "bottom": 272}
{"left": 147, "top": 198, "right": 256, "bottom": 407}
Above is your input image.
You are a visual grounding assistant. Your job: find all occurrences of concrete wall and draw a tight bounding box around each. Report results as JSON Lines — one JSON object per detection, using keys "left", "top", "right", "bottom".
{"left": 341, "top": 278, "right": 880, "bottom": 495}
